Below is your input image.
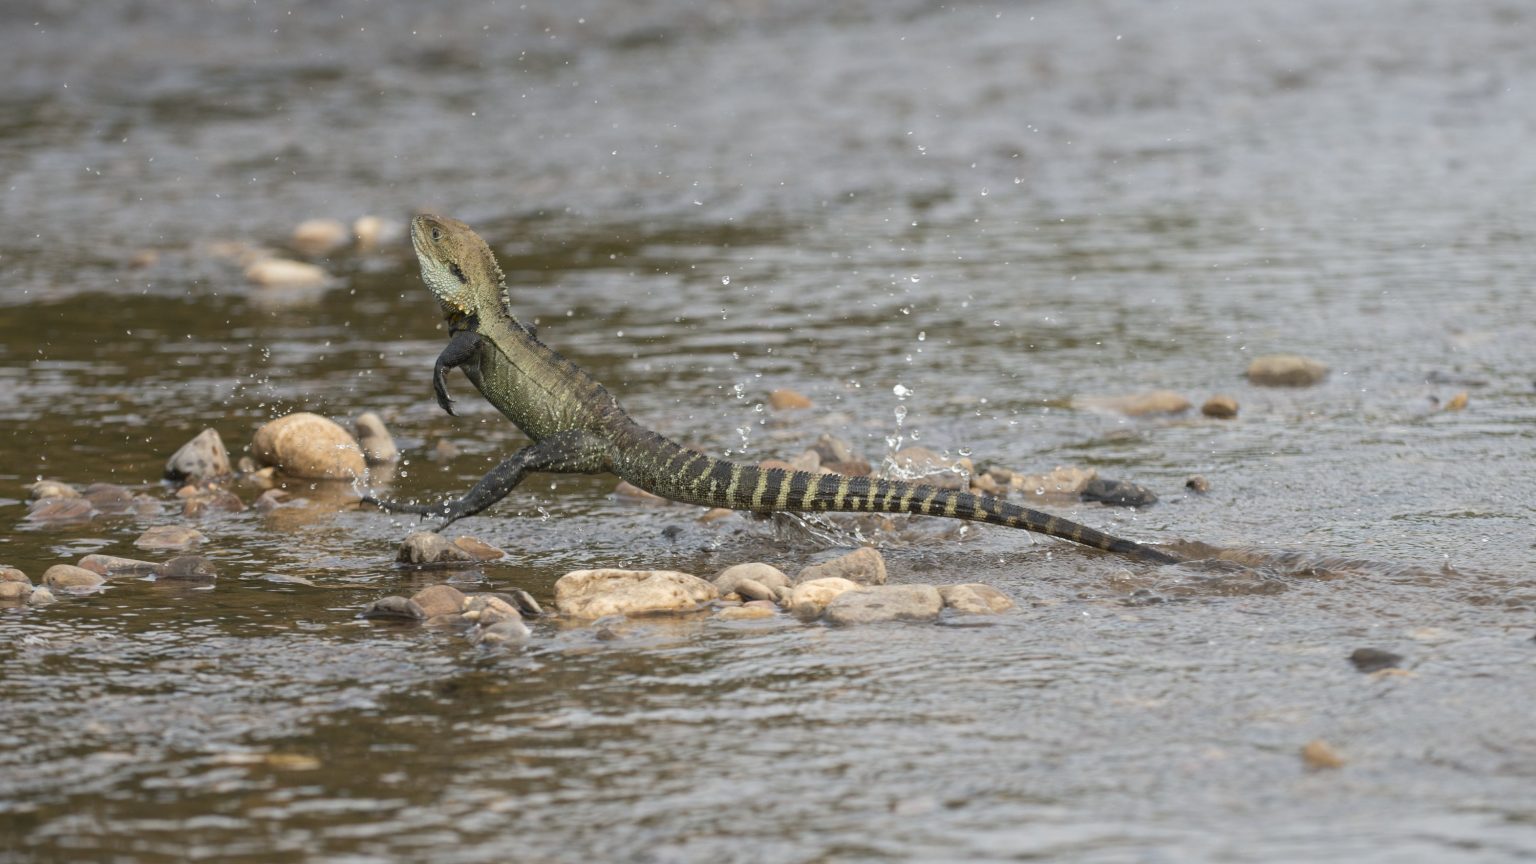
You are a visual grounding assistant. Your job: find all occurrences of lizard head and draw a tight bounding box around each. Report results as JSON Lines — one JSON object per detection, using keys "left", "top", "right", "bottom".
{"left": 410, "top": 212, "right": 508, "bottom": 323}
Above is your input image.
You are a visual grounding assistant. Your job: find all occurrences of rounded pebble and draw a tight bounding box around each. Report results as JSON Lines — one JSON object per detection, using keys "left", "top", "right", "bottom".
{"left": 451, "top": 535, "right": 504, "bottom": 561}
{"left": 28, "top": 586, "right": 56, "bottom": 606}
{"left": 472, "top": 617, "right": 532, "bottom": 644}
{"left": 824, "top": 584, "right": 944, "bottom": 626}
{"left": 714, "top": 562, "right": 792, "bottom": 595}
{"left": 354, "top": 412, "right": 399, "bottom": 465}
{"left": 245, "top": 258, "right": 330, "bottom": 287}
{"left": 411, "top": 584, "right": 468, "bottom": 618}
{"left": 938, "top": 583, "right": 1015, "bottom": 614}
{"left": 1246, "top": 354, "right": 1329, "bottom": 387}
{"left": 795, "top": 547, "right": 887, "bottom": 586}
{"left": 1185, "top": 475, "right": 1211, "bottom": 493}
{"left": 251, "top": 412, "right": 367, "bottom": 480}
{"left": 768, "top": 388, "right": 813, "bottom": 410}
{"left": 291, "top": 218, "right": 350, "bottom": 255}
{"left": 553, "top": 569, "right": 718, "bottom": 619}
{"left": 42, "top": 565, "right": 106, "bottom": 592}
{"left": 135, "top": 525, "right": 207, "bottom": 551}
{"left": 164, "top": 428, "right": 233, "bottom": 482}
{"left": 361, "top": 596, "right": 426, "bottom": 620}
{"left": 2, "top": 567, "right": 32, "bottom": 584}
{"left": 77, "top": 554, "right": 160, "bottom": 578}
{"left": 0, "top": 581, "right": 33, "bottom": 602}
{"left": 1201, "top": 395, "right": 1240, "bottom": 418}
{"left": 787, "top": 577, "right": 861, "bottom": 620}
{"left": 1077, "top": 390, "right": 1193, "bottom": 416}
{"left": 159, "top": 555, "right": 217, "bottom": 583}
{"left": 1081, "top": 478, "right": 1158, "bottom": 508}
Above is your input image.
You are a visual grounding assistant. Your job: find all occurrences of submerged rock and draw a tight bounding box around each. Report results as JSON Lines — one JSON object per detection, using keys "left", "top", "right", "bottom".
{"left": 1348, "top": 647, "right": 1403, "bottom": 673}
{"left": 84, "top": 483, "right": 141, "bottom": 514}
{"left": 795, "top": 547, "right": 887, "bottom": 586}
{"left": 251, "top": 412, "right": 367, "bottom": 480}
{"left": 360, "top": 596, "right": 426, "bottom": 620}
{"left": 135, "top": 525, "right": 207, "bottom": 551}
{"left": 1081, "top": 478, "right": 1158, "bottom": 508}
{"left": 1185, "top": 475, "right": 1211, "bottom": 494}
{"left": 28, "top": 586, "right": 56, "bottom": 606}
{"left": 450, "top": 535, "right": 504, "bottom": 561}
{"left": 164, "top": 428, "right": 233, "bottom": 483}
{"left": 471, "top": 617, "right": 531, "bottom": 644}
{"left": 787, "top": 577, "right": 861, "bottom": 620}
{"left": 0, "top": 567, "right": 30, "bottom": 584}
{"left": 26, "top": 497, "right": 96, "bottom": 523}
{"left": 410, "top": 584, "right": 468, "bottom": 618}
{"left": 1246, "top": 354, "right": 1329, "bottom": 387}
{"left": 396, "top": 532, "right": 479, "bottom": 566}
{"left": 159, "top": 555, "right": 217, "bottom": 583}
{"left": 1012, "top": 466, "right": 1098, "bottom": 498}
{"left": 1076, "top": 390, "right": 1192, "bottom": 416}
{"left": 291, "top": 218, "right": 349, "bottom": 255}
{"left": 26, "top": 480, "right": 79, "bottom": 500}
{"left": 823, "top": 584, "right": 944, "bottom": 625}
{"left": 938, "top": 583, "right": 1015, "bottom": 615}
{"left": 245, "top": 258, "right": 330, "bottom": 287}
{"left": 182, "top": 487, "right": 246, "bottom": 518}
{"left": 553, "top": 569, "right": 718, "bottom": 619}
{"left": 77, "top": 554, "right": 160, "bottom": 578}
{"left": 354, "top": 412, "right": 399, "bottom": 465}
{"left": 353, "top": 215, "right": 402, "bottom": 251}
{"left": 0, "top": 580, "right": 33, "bottom": 602}
{"left": 42, "top": 565, "right": 106, "bottom": 592}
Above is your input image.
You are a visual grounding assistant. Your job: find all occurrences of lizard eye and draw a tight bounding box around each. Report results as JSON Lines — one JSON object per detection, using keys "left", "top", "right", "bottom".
{"left": 430, "top": 226, "right": 443, "bottom": 241}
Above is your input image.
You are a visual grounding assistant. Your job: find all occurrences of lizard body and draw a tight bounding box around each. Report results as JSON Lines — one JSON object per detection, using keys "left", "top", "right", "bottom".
{"left": 364, "top": 213, "right": 1180, "bottom": 565}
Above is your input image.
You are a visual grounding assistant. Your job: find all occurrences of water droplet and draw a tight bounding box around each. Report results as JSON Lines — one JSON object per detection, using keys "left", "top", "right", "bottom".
{"left": 893, "top": 383, "right": 912, "bottom": 399}
{"left": 721, "top": 276, "right": 730, "bottom": 285}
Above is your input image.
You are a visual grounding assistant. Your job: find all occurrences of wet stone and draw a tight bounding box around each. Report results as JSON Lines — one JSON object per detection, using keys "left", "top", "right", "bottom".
{"left": 796, "top": 547, "right": 887, "bottom": 586}
{"left": 1247, "top": 354, "right": 1329, "bottom": 387}
{"left": 732, "top": 578, "right": 777, "bottom": 602}
{"left": 26, "top": 497, "right": 96, "bottom": 524}
{"left": 253, "top": 489, "right": 293, "bottom": 511}
{"left": 1077, "top": 390, "right": 1192, "bottom": 416}
{"left": 0, "top": 581, "right": 33, "bottom": 602}
{"left": 164, "top": 428, "right": 233, "bottom": 483}
{"left": 471, "top": 617, "right": 532, "bottom": 645}
{"left": 183, "top": 488, "right": 246, "bottom": 518}
{"left": 251, "top": 412, "right": 367, "bottom": 480}
{"left": 553, "top": 569, "right": 718, "bottom": 619}
{"left": 768, "top": 388, "right": 813, "bottom": 410}
{"left": 354, "top": 412, "right": 399, "bottom": 465}
{"left": 0, "top": 567, "right": 29, "bottom": 584}
{"left": 483, "top": 589, "right": 542, "bottom": 617}
{"left": 451, "top": 536, "right": 504, "bottom": 561}
{"left": 717, "top": 605, "right": 777, "bottom": 621}
{"left": 159, "top": 555, "right": 217, "bottom": 583}
{"left": 361, "top": 596, "right": 426, "bottom": 620}
{"left": 714, "top": 562, "right": 792, "bottom": 595}
{"left": 614, "top": 480, "right": 670, "bottom": 504}
{"left": 245, "top": 257, "right": 330, "bottom": 287}
{"left": 135, "top": 525, "right": 207, "bottom": 551}
{"left": 26, "top": 480, "right": 79, "bottom": 500}
{"left": 462, "top": 594, "right": 523, "bottom": 626}
{"left": 77, "top": 554, "right": 160, "bottom": 578}
{"left": 42, "top": 565, "right": 107, "bottom": 592}
{"left": 397, "top": 532, "right": 477, "bottom": 566}
{"left": 824, "top": 584, "right": 944, "bottom": 626}
{"left": 939, "top": 583, "right": 1015, "bottom": 615}
{"left": 1349, "top": 647, "right": 1403, "bottom": 673}
{"left": 291, "top": 217, "right": 349, "bottom": 255}
{"left": 1082, "top": 478, "right": 1159, "bottom": 508}
{"left": 1302, "top": 739, "right": 1346, "bottom": 770}
{"left": 410, "top": 584, "right": 468, "bottom": 618}
{"left": 1201, "top": 395, "right": 1240, "bottom": 419}
{"left": 1012, "top": 466, "right": 1097, "bottom": 497}
{"left": 1185, "top": 475, "right": 1211, "bottom": 494}
{"left": 28, "top": 586, "right": 55, "bottom": 606}
{"left": 788, "top": 577, "right": 861, "bottom": 620}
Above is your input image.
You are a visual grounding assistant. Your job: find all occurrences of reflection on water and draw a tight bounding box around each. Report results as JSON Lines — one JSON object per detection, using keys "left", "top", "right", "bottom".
{"left": 3, "top": 0, "right": 1536, "bottom": 861}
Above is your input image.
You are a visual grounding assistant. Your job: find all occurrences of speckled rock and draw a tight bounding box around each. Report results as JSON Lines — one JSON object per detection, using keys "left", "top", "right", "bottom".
{"left": 939, "top": 583, "right": 1015, "bottom": 615}
{"left": 768, "top": 388, "right": 813, "bottom": 410}
{"left": 553, "top": 569, "right": 718, "bottom": 619}
{"left": 411, "top": 584, "right": 468, "bottom": 618}
{"left": 1185, "top": 475, "right": 1211, "bottom": 493}
{"left": 1246, "top": 354, "right": 1329, "bottom": 387}
{"left": 1200, "top": 395, "right": 1239, "bottom": 419}
{"left": 251, "top": 412, "right": 366, "bottom": 480}
{"left": 26, "top": 480, "right": 79, "bottom": 500}
{"left": 354, "top": 412, "right": 399, "bottom": 465}
{"left": 396, "top": 532, "right": 477, "bottom": 566}
{"left": 787, "top": 577, "right": 861, "bottom": 620}
{"left": 42, "top": 565, "right": 106, "bottom": 592}
{"left": 135, "top": 525, "right": 207, "bottom": 551}
{"left": 165, "top": 428, "right": 233, "bottom": 482}
{"left": 824, "top": 584, "right": 944, "bottom": 626}
{"left": 159, "top": 555, "right": 217, "bottom": 583}
{"left": 245, "top": 257, "right": 330, "bottom": 287}
{"left": 795, "top": 547, "right": 887, "bottom": 586}
{"left": 361, "top": 596, "right": 426, "bottom": 620}
{"left": 77, "top": 554, "right": 160, "bottom": 578}
{"left": 713, "top": 562, "right": 792, "bottom": 596}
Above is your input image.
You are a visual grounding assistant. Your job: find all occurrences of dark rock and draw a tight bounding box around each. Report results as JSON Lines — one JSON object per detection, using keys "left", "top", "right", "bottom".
{"left": 1185, "top": 475, "right": 1211, "bottom": 493}
{"left": 787, "top": 577, "right": 860, "bottom": 620}
{"left": 159, "top": 556, "right": 217, "bottom": 583}
{"left": 360, "top": 596, "right": 426, "bottom": 620}
{"left": 251, "top": 412, "right": 366, "bottom": 480}
{"left": 0, "top": 580, "right": 33, "bottom": 602}
{"left": 471, "top": 617, "right": 531, "bottom": 644}
{"left": 1201, "top": 395, "right": 1239, "bottom": 418}
{"left": 1349, "top": 647, "right": 1403, "bottom": 673}
{"left": 767, "top": 388, "right": 813, "bottom": 410}
{"left": 450, "top": 536, "right": 504, "bottom": 561}
{"left": 164, "top": 428, "right": 233, "bottom": 482}
{"left": 84, "top": 483, "right": 137, "bottom": 514}
{"left": 1081, "top": 478, "right": 1158, "bottom": 508}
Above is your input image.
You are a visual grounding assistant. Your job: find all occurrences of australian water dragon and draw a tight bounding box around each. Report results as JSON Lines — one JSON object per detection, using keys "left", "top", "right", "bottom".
{"left": 363, "top": 213, "right": 1180, "bottom": 565}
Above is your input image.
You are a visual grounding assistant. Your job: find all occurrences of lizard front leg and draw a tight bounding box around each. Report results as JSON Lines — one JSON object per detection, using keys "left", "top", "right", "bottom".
{"left": 433, "top": 329, "right": 482, "bottom": 416}
{"left": 362, "top": 430, "right": 612, "bottom": 530}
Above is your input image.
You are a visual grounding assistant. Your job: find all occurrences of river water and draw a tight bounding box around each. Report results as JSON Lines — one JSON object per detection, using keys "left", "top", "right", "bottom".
{"left": 3, "top": 1, "right": 1535, "bottom": 861}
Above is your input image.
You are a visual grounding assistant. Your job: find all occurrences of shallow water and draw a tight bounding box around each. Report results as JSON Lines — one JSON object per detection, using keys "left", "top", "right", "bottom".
{"left": 3, "top": 0, "right": 1536, "bottom": 861}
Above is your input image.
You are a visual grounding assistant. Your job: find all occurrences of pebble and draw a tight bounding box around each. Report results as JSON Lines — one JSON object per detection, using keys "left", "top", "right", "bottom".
{"left": 768, "top": 388, "right": 813, "bottom": 410}
{"left": 353, "top": 215, "right": 401, "bottom": 251}
{"left": 824, "top": 584, "right": 944, "bottom": 625}
{"left": 84, "top": 483, "right": 145, "bottom": 515}
{"left": 811, "top": 434, "right": 857, "bottom": 466}
{"left": 1012, "top": 466, "right": 1097, "bottom": 497}
{"left": 1348, "top": 647, "right": 1403, "bottom": 673}
{"left": 26, "top": 480, "right": 79, "bottom": 500}
{"left": 485, "top": 589, "right": 542, "bottom": 617}
{"left": 25, "top": 497, "right": 96, "bottom": 523}
{"left": 795, "top": 547, "right": 887, "bottom": 586}
{"left": 42, "top": 565, "right": 107, "bottom": 592}
{"left": 354, "top": 412, "right": 399, "bottom": 465}
{"left": 245, "top": 258, "right": 331, "bottom": 287}
{"left": 1081, "top": 478, "right": 1159, "bottom": 508}
{"left": 552, "top": 569, "right": 718, "bottom": 619}
{"left": 938, "top": 583, "right": 1015, "bottom": 614}
{"left": 1185, "top": 475, "right": 1211, "bottom": 494}
{"left": 462, "top": 594, "right": 523, "bottom": 626}
{"left": 890, "top": 446, "right": 972, "bottom": 490}
{"left": 732, "top": 578, "right": 778, "bottom": 602}
{"left": 396, "top": 532, "right": 477, "bottom": 566}
{"left": 787, "top": 577, "right": 861, "bottom": 620}
{"left": 1200, "top": 395, "right": 1240, "bottom": 419}
{"left": 1441, "top": 391, "right": 1469, "bottom": 412}
{"left": 159, "top": 555, "right": 217, "bottom": 583}
{"left": 451, "top": 535, "right": 504, "bottom": 561}
{"left": 360, "top": 596, "right": 426, "bottom": 620}
{"left": 77, "top": 554, "right": 160, "bottom": 578}
{"left": 471, "top": 617, "right": 531, "bottom": 644}
{"left": 164, "top": 428, "right": 233, "bottom": 482}
{"left": 1246, "top": 354, "right": 1329, "bottom": 387}
{"left": 698, "top": 507, "right": 735, "bottom": 523}
{"left": 0, "top": 581, "right": 33, "bottom": 602}
{"left": 28, "top": 586, "right": 56, "bottom": 606}
{"left": 613, "top": 480, "right": 670, "bottom": 504}
{"left": 1076, "top": 390, "right": 1192, "bottom": 416}
{"left": 410, "top": 584, "right": 468, "bottom": 618}
{"left": 250, "top": 412, "right": 367, "bottom": 480}
{"left": 713, "top": 562, "right": 793, "bottom": 595}
{"left": 758, "top": 458, "right": 796, "bottom": 473}
{"left": 0, "top": 567, "right": 29, "bottom": 584}
{"left": 135, "top": 525, "right": 207, "bottom": 551}
{"left": 292, "top": 218, "right": 350, "bottom": 255}
{"left": 969, "top": 472, "right": 1007, "bottom": 497}
{"left": 252, "top": 489, "right": 293, "bottom": 511}
{"left": 1301, "top": 739, "right": 1346, "bottom": 770}
{"left": 788, "top": 449, "right": 822, "bottom": 473}
{"left": 717, "top": 605, "right": 777, "bottom": 621}
{"left": 183, "top": 488, "right": 246, "bottom": 518}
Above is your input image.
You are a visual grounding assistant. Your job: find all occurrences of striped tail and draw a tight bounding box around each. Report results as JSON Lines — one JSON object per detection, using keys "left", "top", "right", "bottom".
{"left": 614, "top": 429, "right": 1178, "bottom": 564}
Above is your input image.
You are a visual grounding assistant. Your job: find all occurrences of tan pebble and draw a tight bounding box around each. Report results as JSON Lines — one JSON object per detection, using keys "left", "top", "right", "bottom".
{"left": 1077, "top": 390, "right": 1193, "bottom": 417}
{"left": 1442, "top": 391, "right": 1469, "bottom": 411}
{"left": 1, "top": 567, "right": 30, "bottom": 584}
{"left": 250, "top": 412, "right": 366, "bottom": 480}
{"left": 0, "top": 581, "right": 33, "bottom": 601}
{"left": 796, "top": 547, "right": 887, "bottom": 586}
{"left": 28, "top": 586, "right": 56, "bottom": 605}
{"left": 732, "top": 578, "right": 777, "bottom": 602}
{"left": 768, "top": 388, "right": 813, "bottom": 410}
{"left": 788, "top": 577, "right": 861, "bottom": 620}
{"left": 1201, "top": 395, "right": 1240, "bottom": 419}
{"left": 938, "top": 583, "right": 1015, "bottom": 614}
{"left": 717, "top": 605, "right": 777, "bottom": 621}
{"left": 714, "top": 562, "right": 792, "bottom": 594}
{"left": 134, "top": 525, "right": 207, "bottom": 551}
{"left": 165, "top": 428, "right": 233, "bottom": 483}
{"left": 352, "top": 215, "right": 400, "bottom": 250}
{"left": 128, "top": 249, "right": 159, "bottom": 269}
{"left": 613, "top": 480, "right": 669, "bottom": 504}
{"left": 77, "top": 554, "right": 160, "bottom": 578}
{"left": 291, "top": 218, "right": 349, "bottom": 255}
{"left": 824, "top": 584, "right": 944, "bottom": 625}
{"left": 26, "top": 497, "right": 96, "bottom": 523}
{"left": 1247, "top": 354, "right": 1329, "bottom": 387}
{"left": 43, "top": 565, "right": 106, "bottom": 592}
{"left": 1012, "top": 466, "right": 1098, "bottom": 497}
{"left": 396, "top": 532, "right": 476, "bottom": 566}
{"left": 354, "top": 412, "right": 399, "bottom": 465}
{"left": 1185, "top": 475, "right": 1211, "bottom": 494}
{"left": 183, "top": 488, "right": 246, "bottom": 518}
{"left": 788, "top": 449, "right": 822, "bottom": 473}
{"left": 698, "top": 507, "right": 735, "bottom": 523}
{"left": 1301, "top": 739, "right": 1345, "bottom": 770}
{"left": 26, "top": 480, "right": 79, "bottom": 500}
{"left": 244, "top": 258, "right": 330, "bottom": 287}
{"left": 410, "top": 584, "right": 468, "bottom": 618}
{"left": 553, "top": 569, "right": 718, "bottom": 619}
{"left": 451, "top": 536, "right": 504, "bottom": 561}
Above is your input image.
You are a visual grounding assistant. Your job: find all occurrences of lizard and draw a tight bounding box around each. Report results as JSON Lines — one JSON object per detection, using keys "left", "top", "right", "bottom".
{"left": 362, "top": 213, "right": 1181, "bottom": 565}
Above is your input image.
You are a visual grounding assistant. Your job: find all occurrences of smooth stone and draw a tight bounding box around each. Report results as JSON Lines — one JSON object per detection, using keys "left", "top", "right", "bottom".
{"left": 1246, "top": 354, "right": 1329, "bottom": 387}
{"left": 810, "top": 434, "right": 857, "bottom": 465}
{"left": 0, "top": 581, "right": 33, "bottom": 601}
{"left": 252, "top": 489, "right": 293, "bottom": 511}
{"left": 613, "top": 480, "right": 670, "bottom": 504}
{"left": 164, "top": 428, "right": 233, "bottom": 482}
{"left": 472, "top": 617, "right": 532, "bottom": 644}
{"left": 1, "top": 567, "right": 31, "bottom": 584}
{"left": 1081, "top": 478, "right": 1159, "bottom": 508}
{"left": 26, "top": 497, "right": 96, "bottom": 523}
{"left": 733, "top": 578, "right": 777, "bottom": 602}
{"left": 245, "top": 257, "right": 330, "bottom": 287}
{"left": 1349, "top": 647, "right": 1403, "bottom": 673}
{"left": 77, "top": 554, "right": 160, "bottom": 578}
{"left": 890, "top": 446, "right": 972, "bottom": 489}
{"left": 451, "top": 536, "right": 504, "bottom": 561}
{"left": 1012, "top": 466, "right": 1098, "bottom": 497}
{"left": 396, "top": 532, "right": 477, "bottom": 566}
{"left": 553, "top": 569, "right": 718, "bottom": 619}
{"left": 939, "top": 584, "right": 1015, "bottom": 615}
{"left": 462, "top": 594, "right": 523, "bottom": 626}
{"left": 824, "top": 457, "right": 873, "bottom": 477}
{"left": 1076, "top": 390, "right": 1192, "bottom": 416}
{"left": 411, "top": 584, "right": 468, "bottom": 618}
{"left": 26, "top": 480, "right": 79, "bottom": 500}
{"left": 182, "top": 488, "right": 246, "bottom": 518}
{"left": 768, "top": 388, "right": 813, "bottom": 410}
{"left": 251, "top": 412, "right": 366, "bottom": 480}
{"left": 360, "top": 596, "right": 426, "bottom": 620}
{"left": 354, "top": 412, "right": 399, "bottom": 465}
{"left": 1301, "top": 739, "right": 1346, "bottom": 770}
{"left": 713, "top": 562, "right": 792, "bottom": 595}
{"left": 787, "top": 577, "right": 861, "bottom": 620}
{"left": 717, "top": 605, "right": 777, "bottom": 621}
{"left": 1440, "top": 391, "right": 1469, "bottom": 412}
{"left": 795, "top": 547, "right": 887, "bottom": 586}
{"left": 824, "top": 584, "right": 944, "bottom": 626}
{"left": 698, "top": 507, "right": 735, "bottom": 523}
{"left": 135, "top": 525, "right": 207, "bottom": 551}
{"left": 159, "top": 555, "right": 217, "bottom": 583}
{"left": 1200, "top": 395, "right": 1240, "bottom": 419}
{"left": 1185, "top": 475, "right": 1211, "bottom": 493}
{"left": 291, "top": 218, "right": 349, "bottom": 255}
{"left": 483, "top": 589, "right": 542, "bottom": 617}
{"left": 788, "top": 449, "right": 822, "bottom": 473}
{"left": 42, "top": 565, "right": 106, "bottom": 592}
{"left": 353, "top": 215, "right": 401, "bottom": 250}
{"left": 28, "top": 586, "right": 56, "bottom": 605}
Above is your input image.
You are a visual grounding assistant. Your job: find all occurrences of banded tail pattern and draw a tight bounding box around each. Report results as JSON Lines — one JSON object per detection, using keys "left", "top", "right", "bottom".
{"left": 615, "top": 426, "right": 1179, "bottom": 565}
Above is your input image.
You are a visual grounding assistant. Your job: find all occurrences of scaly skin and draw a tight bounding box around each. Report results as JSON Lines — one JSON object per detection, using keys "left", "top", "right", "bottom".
{"left": 363, "top": 213, "right": 1180, "bottom": 565}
